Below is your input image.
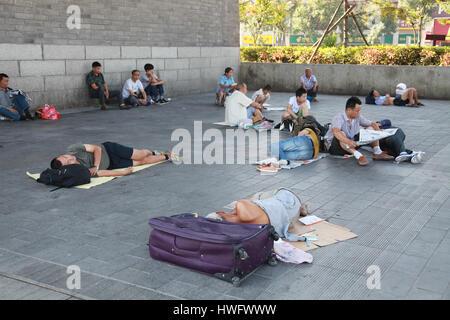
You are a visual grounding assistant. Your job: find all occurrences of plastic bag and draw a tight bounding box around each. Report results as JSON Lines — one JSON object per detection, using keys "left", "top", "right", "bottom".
{"left": 36, "top": 104, "right": 60, "bottom": 120}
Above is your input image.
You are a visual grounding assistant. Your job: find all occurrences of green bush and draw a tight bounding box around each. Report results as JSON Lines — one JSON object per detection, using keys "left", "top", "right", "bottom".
{"left": 240, "top": 46, "right": 450, "bottom": 66}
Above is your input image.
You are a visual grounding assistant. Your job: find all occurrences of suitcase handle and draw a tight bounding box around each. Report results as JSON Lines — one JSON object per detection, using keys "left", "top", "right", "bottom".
{"left": 171, "top": 238, "right": 201, "bottom": 258}
{"left": 173, "top": 220, "right": 234, "bottom": 240}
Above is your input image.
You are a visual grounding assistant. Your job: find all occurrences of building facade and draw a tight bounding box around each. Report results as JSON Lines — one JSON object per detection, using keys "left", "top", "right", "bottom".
{"left": 0, "top": 0, "right": 240, "bottom": 109}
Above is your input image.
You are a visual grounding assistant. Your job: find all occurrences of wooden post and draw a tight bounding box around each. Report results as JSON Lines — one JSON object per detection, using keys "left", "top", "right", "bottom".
{"left": 312, "top": 4, "right": 356, "bottom": 47}
{"left": 313, "top": 0, "right": 344, "bottom": 48}
{"left": 343, "top": 0, "right": 349, "bottom": 47}
{"left": 309, "top": 4, "right": 356, "bottom": 62}
{"left": 351, "top": 12, "right": 369, "bottom": 46}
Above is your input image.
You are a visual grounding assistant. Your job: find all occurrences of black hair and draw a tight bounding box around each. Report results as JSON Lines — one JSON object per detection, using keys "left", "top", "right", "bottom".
{"left": 144, "top": 64, "right": 154, "bottom": 71}
{"left": 51, "top": 158, "right": 62, "bottom": 170}
{"left": 0, "top": 73, "right": 9, "bottom": 81}
{"left": 224, "top": 67, "right": 233, "bottom": 75}
{"left": 263, "top": 85, "right": 272, "bottom": 91}
{"left": 92, "top": 61, "right": 102, "bottom": 68}
{"left": 346, "top": 96, "right": 362, "bottom": 110}
{"left": 369, "top": 89, "right": 374, "bottom": 97}
{"left": 131, "top": 69, "right": 140, "bottom": 75}
{"left": 296, "top": 88, "right": 307, "bottom": 97}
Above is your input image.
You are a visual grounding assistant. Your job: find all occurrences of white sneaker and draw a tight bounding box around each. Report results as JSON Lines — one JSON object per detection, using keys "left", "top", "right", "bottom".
{"left": 395, "top": 152, "right": 413, "bottom": 163}
{"left": 411, "top": 151, "right": 425, "bottom": 164}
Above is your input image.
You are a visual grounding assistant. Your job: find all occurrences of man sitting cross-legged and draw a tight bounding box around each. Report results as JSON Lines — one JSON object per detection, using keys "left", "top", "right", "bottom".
{"left": 324, "top": 97, "right": 394, "bottom": 166}
{"left": 122, "top": 70, "right": 148, "bottom": 108}
{"left": 224, "top": 82, "right": 264, "bottom": 126}
{"left": 281, "top": 88, "right": 311, "bottom": 124}
{"left": 51, "top": 142, "right": 179, "bottom": 177}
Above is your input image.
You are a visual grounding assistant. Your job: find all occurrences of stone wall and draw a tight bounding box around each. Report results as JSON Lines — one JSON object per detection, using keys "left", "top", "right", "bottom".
{"left": 0, "top": 0, "right": 240, "bottom": 109}
{"left": 240, "top": 62, "right": 450, "bottom": 100}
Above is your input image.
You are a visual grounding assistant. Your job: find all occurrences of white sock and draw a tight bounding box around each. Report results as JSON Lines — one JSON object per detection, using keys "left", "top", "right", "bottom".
{"left": 354, "top": 151, "right": 363, "bottom": 160}
{"left": 373, "top": 146, "right": 383, "bottom": 155}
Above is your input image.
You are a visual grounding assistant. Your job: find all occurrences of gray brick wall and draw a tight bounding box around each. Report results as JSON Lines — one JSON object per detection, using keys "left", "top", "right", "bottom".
{"left": 0, "top": 0, "right": 240, "bottom": 47}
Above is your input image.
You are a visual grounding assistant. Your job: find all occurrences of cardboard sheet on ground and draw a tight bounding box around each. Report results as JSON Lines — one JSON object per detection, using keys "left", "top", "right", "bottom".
{"left": 213, "top": 121, "right": 274, "bottom": 132}
{"left": 288, "top": 220, "right": 358, "bottom": 252}
{"left": 26, "top": 160, "right": 167, "bottom": 190}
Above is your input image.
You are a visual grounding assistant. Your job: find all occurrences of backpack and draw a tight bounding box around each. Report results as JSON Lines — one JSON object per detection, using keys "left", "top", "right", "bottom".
{"left": 37, "top": 164, "right": 91, "bottom": 190}
{"left": 293, "top": 116, "right": 330, "bottom": 152}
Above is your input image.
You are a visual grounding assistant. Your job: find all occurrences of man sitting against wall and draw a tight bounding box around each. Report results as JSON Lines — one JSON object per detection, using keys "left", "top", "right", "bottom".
{"left": 86, "top": 62, "right": 128, "bottom": 110}
{"left": 301, "top": 68, "right": 319, "bottom": 102}
{"left": 122, "top": 70, "right": 148, "bottom": 108}
{"left": 0, "top": 73, "right": 34, "bottom": 121}
{"left": 141, "top": 64, "right": 169, "bottom": 105}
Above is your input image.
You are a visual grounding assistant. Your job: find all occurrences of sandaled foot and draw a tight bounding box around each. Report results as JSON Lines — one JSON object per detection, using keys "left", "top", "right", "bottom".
{"left": 358, "top": 155, "right": 369, "bottom": 166}
{"left": 300, "top": 203, "right": 308, "bottom": 217}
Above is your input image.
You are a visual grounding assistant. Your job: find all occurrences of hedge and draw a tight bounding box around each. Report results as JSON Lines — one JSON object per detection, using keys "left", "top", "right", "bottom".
{"left": 241, "top": 46, "right": 450, "bottom": 66}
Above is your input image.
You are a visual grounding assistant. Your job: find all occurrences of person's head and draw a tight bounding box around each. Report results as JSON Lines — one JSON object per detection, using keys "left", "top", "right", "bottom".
{"left": 131, "top": 69, "right": 140, "bottom": 81}
{"left": 369, "top": 89, "right": 380, "bottom": 98}
{"left": 224, "top": 67, "right": 233, "bottom": 78}
{"left": 295, "top": 87, "right": 307, "bottom": 104}
{"left": 262, "top": 85, "right": 272, "bottom": 95}
{"left": 305, "top": 68, "right": 312, "bottom": 78}
{"left": 345, "top": 96, "right": 363, "bottom": 119}
{"left": 50, "top": 155, "right": 78, "bottom": 169}
{"left": 144, "top": 63, "right": 154, "bottom": 73}
{"left": 92, "top": 62, "right": 102, "bottom": 74}
{"left": 236, "top": 82, "right": 247, "bottom": 94}
{"left": 0, "top": 73, "right": 8, "bottom": 89}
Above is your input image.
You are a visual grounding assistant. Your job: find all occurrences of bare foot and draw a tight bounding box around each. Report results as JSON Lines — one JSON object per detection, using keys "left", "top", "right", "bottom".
{"left": 300, "top": 203, "right": 308, "bottom": 217}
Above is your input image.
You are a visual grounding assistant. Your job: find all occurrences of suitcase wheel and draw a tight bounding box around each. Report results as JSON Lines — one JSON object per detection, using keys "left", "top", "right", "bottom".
{"left": 267, "top": 256, "right": 278, "bottom": 267}
{"left": 231, "top": 276, "right": 241, "bottom": 287}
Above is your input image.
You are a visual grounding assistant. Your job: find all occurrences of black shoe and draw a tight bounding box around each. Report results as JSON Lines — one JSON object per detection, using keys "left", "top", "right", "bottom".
{"left": 159, "top": 98, "right": 169, "bottom": 104}
{"left": 120, "top": 105, "right": 131, "bottom": 110}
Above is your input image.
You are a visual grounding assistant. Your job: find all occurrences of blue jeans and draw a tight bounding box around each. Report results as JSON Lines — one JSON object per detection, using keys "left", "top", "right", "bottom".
{"left": 270, "top": 136, "right": 314, "bottom": 160}
{"left": 145, "top": 84, "right": 165, "bottom": 101}
{"left": 247, "top": 106, "right": 255, "bottom": 119}
{"left": 89, "top": 86, "right": 124, "bottom": 106}
{"left": 0, "top": 95, "right": 30, "bottom": 121}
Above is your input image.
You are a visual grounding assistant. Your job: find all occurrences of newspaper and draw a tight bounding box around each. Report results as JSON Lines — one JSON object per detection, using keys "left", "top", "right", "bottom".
{"left": 357, "top": 128, "right": 398, "bottom": 146}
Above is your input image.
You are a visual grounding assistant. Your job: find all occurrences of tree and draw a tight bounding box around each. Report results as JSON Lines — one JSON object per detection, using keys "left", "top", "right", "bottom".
{"left": 270, "top": 0, "right": 297, "bottom": 46}
{"left": 240, "top": 0, "right": 275, "bottom": 46}
{"left": 436, "top": 0, "right": 450, "bottom": 14}
{"left": 366, "top": 0, "right": 399, "bottom": 45}
{"left": 397, "top": 0, "right": 437, "bottom": 46}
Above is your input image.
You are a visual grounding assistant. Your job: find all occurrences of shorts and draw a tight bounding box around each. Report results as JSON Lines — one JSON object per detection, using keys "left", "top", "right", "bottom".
{"left": 394, "top": 97, "right": 409, "bottom": 106}
{"left": 102, "top": 142, "right": 134, "bottom": 170}
{"left": 328, "top": 134, "right": 360, "bottom": 156}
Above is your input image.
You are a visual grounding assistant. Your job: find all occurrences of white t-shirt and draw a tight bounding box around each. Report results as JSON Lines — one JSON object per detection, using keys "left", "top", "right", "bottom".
{"left": 288, "top": 96, "right": 311, "bottom": 114}
{"left": 225, "top": 91, "right": 253, "bottom": 126}
{"left": 251, "top": 89, "right": 270, "bottom": 103}
{"left": 396, "top": 83, "right": 407, "bottom": 96}
{"left": 122, "top": 79, "right": 144, "bottom": 99}
{"left": 140, "top": 73, "right": 159, "bottom": 89}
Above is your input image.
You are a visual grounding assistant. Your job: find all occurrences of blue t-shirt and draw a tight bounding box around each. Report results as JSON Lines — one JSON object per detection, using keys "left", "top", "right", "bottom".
{"left": 375, "top": 96, "right": 387, "bottom": 105}
{"left": 217, "top": 75, "right": 235, "bottom": 93}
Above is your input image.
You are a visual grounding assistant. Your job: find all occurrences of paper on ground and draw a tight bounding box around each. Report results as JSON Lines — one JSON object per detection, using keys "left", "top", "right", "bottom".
{"left": 358, "top": 128, "right": 398, "bottom": 145}
{"left": 299, "top": 215, "right": 324, "bottom": 226}
{"left": 27, "top": 160, "right": 167, "bottom": 190}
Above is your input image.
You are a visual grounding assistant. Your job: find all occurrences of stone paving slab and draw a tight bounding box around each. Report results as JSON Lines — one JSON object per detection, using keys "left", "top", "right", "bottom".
{"left": 0, "top": 92, "right": 449, "bottom": 300}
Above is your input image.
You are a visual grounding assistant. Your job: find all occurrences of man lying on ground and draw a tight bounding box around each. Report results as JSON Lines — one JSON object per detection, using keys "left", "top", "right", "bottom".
{"left": 51, "top": 142, "right": 179, "bottom": 177}
{"left": 86, "top": 62, "right": 127, "bottom": 110}
{"left": 224, "top": 82, "right": 264, "bottom": 126}
{"left": 324, "top": 97, "right": 394, "bottom": 166}
{"left": 214, "top": 188, "right": 308, "bottom": 242}
{"left": 395, "top": 83, "right": 424, "bottom": 107}
{"left": 281, "top": 88, "right": 311, "bottom": 125}
{"left": 251, "top": 85, "right": 272, "bottom": 105}
{"left": 0, "top": 73, "right": 34, "bottom": 121}
{"left": 367, "top": 90, "right": 395, "bottom": 106}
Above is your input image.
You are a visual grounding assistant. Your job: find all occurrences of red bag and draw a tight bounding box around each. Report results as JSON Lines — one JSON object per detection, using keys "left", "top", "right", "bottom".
{"left": 35, "top": 105, "right": 60, "bottom": 120}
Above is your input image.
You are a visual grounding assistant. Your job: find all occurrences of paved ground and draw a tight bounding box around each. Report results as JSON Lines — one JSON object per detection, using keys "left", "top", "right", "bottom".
{"left": 0, "top": 92, "right": 449, "bottom": 300}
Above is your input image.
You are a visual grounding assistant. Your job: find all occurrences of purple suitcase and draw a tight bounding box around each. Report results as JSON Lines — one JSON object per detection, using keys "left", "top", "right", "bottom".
{"left": 148, "top": 214, "right": 279, "bottom": 287}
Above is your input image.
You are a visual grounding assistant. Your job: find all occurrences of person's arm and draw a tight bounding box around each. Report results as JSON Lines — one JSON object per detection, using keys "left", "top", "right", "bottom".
{"left": 301, "top": 77, "right": 306, "bottom": 90}
{"left": 313, "top": 80, "right": 318, "bottom": 92}
{"left": 332, "top": 127, "right": 357, "bottom": 148}
{"left": 300, "top": 103, "right": 310, "bottom": 117}
{"left": 97, "top": 167, "right": 133, "bottom": 177}
{"left": 104, "top": 83, "right": 109, "bottom": 98}
{"left": 286, "top": 104, "right": 297, "bottom": 119}
{"left": 250, "top": 101, "right": 263, "bottom": 111}
{"left": 83, "top": 144, "right": 102, "bottom": 176}
{"left": 297, "top": 129, "right": 311, "bottom": 137}
{"left": 360, "top": 115, "right": 381, "bottom": 131}
{"left": 140, "top": 89, "right": 147, "bottom": 102}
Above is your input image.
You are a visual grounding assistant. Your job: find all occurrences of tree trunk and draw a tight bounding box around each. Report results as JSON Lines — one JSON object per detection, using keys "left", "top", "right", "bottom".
{"left": 343, "top": 0, "right": 349, "bottom": 47}
{"left": 418, "top": 16, "right": 423, "bottom": 47}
